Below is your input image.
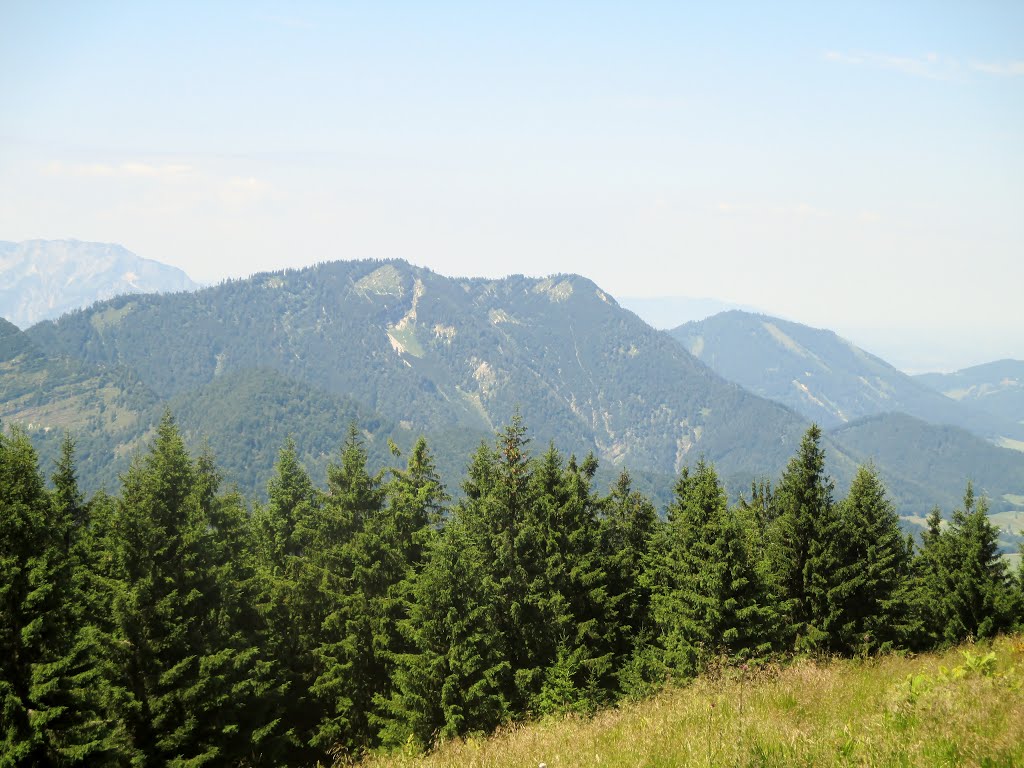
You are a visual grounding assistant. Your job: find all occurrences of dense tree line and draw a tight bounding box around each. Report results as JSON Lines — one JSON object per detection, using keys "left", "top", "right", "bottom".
{"left": 2, "top": 414, "right": 1022, "bottom": 766}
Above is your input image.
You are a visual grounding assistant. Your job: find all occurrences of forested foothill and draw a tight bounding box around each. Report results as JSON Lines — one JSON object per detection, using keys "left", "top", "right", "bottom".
{"left": 2, "top": 413, "right": 1022, "bottom": 766}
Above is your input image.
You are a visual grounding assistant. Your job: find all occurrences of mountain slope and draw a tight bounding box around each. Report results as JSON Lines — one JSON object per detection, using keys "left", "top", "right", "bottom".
{"left": 25, "top": 260, "right": 810, "bottom": 490}
{"left": 670, "top": 311, "right": 1017, "bottom": 440}
{"left": 828, "top": 412, "right": 1024, "bottom": 516}
{"left": 10, "top": 258, "right": 1024, "bottom": 522}
{"left": 0, "top": 239, "right": 198, "bottom": 328}
{"left": 916, "top": 360, "right": 1024, "bottom": 447}
{"left": 0, "top": 316, "right": 160, "bottom": 490}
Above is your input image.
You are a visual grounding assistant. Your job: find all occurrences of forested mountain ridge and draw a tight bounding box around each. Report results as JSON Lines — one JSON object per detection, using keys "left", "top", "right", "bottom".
{"left": 24, "top": 259, "right": 812, "bottom": 491}
{"left": 0, "top": 316, "right": 159, "bottom": 489}
{"left": 6, "top": 257, "right": 1024, "bottom": 521}
{"left": 670, "top": 310, "right": 1019, "bottom": 441}
{"left": 1, "top": 314, "right": 464, "bottom": 496}
{"left": 0, "top": 239, "right": 198, "bottom": 328}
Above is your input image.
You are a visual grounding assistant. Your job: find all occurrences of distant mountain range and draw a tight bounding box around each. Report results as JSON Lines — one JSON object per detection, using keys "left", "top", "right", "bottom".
{"left": 916, "top": 361, "right": 1024, "bottom": 449}
{"left": 669, "top": 311, "right": 1022, "bottom": 444}
{"left": 1, "top": 249, "right": 1022, "bottom": 548}
{"left": 0, "top": 239, "right": 198, "bottom": 327}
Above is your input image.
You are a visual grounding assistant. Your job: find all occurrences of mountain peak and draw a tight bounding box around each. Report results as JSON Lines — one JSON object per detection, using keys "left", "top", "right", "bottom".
{"left": 0, "top": 239, "right": 199, "bottom": 328}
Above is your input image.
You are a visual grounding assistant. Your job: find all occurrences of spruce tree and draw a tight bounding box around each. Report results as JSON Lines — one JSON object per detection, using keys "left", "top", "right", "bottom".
{"left": 912, "top": 484, "right": 1017, "bottom": 646}
{"left": 251, "top": 438, "right": 323, "bottom": 762}
{"left": 373, "top": 437, "right": 447, "bottom": 739}
{"left": 0, "top": 429, "right": 112, "bottom": 765}
{"left": 648, "top": 460, "right": 776, "bottom": 678}
{"left": 529, "top": 449, "right": 613, "bottom": 714}
{"left": 943, "top": 484, "right": 1016, "bottom": 641}
{"left": 767, "top": 424, "right": 840, "bottom": 650}
{"left": 453, "top": 415, "right": 541, "bottom": 715}
{"left": 384, "top": 521, "right": 510, "bottom": 746}
{"left": 599, "top": 470, "right": 657, "bottom": 696}
{"left": 830, "top": 464, "right": 912, "bottom": 653}
{"left": 910, "top": 506, "right": 950, "bottom": 649}
{"left": 105, "top": 412, "right": 279, "bottom": 766}
{"left": 309, "top": 425, "right": 387, "bottom": 756}
{"left": 192, "top": 449, "right": 286, "bottom": 764}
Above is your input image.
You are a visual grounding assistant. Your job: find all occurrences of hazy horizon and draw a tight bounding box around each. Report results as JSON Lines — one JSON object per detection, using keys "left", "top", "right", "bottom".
{"left": 1, "top": 2, "right": 1021, "bottom": 369}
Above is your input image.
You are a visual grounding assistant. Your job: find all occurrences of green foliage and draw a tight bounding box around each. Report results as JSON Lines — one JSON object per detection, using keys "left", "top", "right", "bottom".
{"left": 383, "top": 521, "right": 511, "bottom": 746}
{"left": 3, "top": 408, "right": 1022, "bottom": 766}
{"left": 103, "top": 412, "right": 282, "bottom": 765}
{"left": 599, "top": 470, "right": 657, "bottom": 695}
{"left": 766, "top": 424, "right": 841, "bottom": 650}
{"left": 830, "top": 463, "right": 913, "bottom": 653}
{"left": 0, "top": 428, "right": 114, "bottom": 765}
{"left": 912, "top": 483, "right": 1018, "bottom": 647}
{"left": 647, "top": 460, "right": 778, "bottom": 678}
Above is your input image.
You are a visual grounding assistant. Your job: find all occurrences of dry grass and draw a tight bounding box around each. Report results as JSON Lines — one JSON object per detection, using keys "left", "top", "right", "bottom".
{"left": 362, "top": 635, "right": 1024, "bottom": 768}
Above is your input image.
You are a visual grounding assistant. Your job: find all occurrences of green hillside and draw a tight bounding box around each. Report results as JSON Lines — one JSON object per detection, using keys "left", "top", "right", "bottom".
{"left": 828, "top": 412, "right": 1024, "bottom": 548}
{"left": 0, "top": 317, "right": 159, "bottom": 491}
{"left": 23, "top": 260, "right": 809, "bottom": 493}
{"left": 7, "top": 261, "right": 1024, "bottom": 519}
{"left": 364, "top": 636, "right": 1024, "bottom": 768}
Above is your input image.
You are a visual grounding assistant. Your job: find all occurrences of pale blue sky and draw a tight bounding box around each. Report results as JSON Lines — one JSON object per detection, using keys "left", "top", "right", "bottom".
{"left": 1, "top": 1, "right": 1021, "bottom": 369}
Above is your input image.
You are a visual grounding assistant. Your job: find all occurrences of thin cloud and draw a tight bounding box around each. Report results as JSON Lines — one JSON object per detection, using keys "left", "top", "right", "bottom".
{"left": 823, "top": 50, "right": 957, "bottom": 80}
{"left": 43, "top": 159, "right": 275, "bottom": 208}
{"left": 968, "top": 59, "right": 1024, "bottom": 76}
{"left": 46, "top": 161, "right": 194, "bottom": 179}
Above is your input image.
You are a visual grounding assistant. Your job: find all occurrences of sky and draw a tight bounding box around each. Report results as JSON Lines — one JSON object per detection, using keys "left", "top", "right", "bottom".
{"left": 1, "top": 1, "right": 1021, "bottom": 371}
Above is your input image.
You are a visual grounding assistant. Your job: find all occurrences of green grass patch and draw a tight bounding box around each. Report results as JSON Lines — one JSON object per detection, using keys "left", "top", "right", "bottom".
{"left": 363, "top": 636, "right": 1024, "bottom": 768}
{"left": 90, "top": 303, "right": 133, "bottom": 332}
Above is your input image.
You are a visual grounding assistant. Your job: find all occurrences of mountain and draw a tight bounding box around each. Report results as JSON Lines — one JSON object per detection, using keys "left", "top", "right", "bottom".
{"left": 0, "top": 239, "right": 199, "bottom": 328}
{"left": 0, "top": 316, "right": 159, "bottom": 490}
{"left": 669, "top": 310, "right": 1020, "bottom": 442}
{"left": 0, "top": 315, "right": 440, "bottom": 495}
{"left": 8, "top": 257, "right": 1024, "bottom": 525}
{"left": 22, "top": 260, "right": 812, "bottom": 498}
{"left": 916, "top": 360, "right": 1024, "bottom": 449}
{"left": 617, "top": 296, "right": 762, "bottom": 329}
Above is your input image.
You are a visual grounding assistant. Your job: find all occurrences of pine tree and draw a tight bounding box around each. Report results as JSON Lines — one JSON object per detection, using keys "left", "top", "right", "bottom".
{"left": 0, "top": 429, "right": 112, "bottom": 765}
{"left": 910, "top": 506, "right": 950, "bottom": 649}
{"left": 599, "top": 470, "right": 657, "bottom": 696}
{"left": 383, "top": 521, "right": 510, "bottom": 746}
{"left": 309, "top": 425, "right": 387, "bottom": 756}
{"left": 252, "top": 438, "right": 323, "bottom": 762}
{"left": 648, "top": 460, "right": 776, "bottom": 678}
{"left": 767, "top": 424, "right": 840, "bottom": 650}
{"left": 105, "top": 412, "right": 279, "bottom": 766}
{"left": 192, "top": 449, "right": 286, "bottom": 764}
{"left": 943, "top": 484, "right": 1016, "bottom": 641}
{"left": 912, "top": 484, "right": 1017, "bottom": 646}
{"left": 529, "top": 449, "right": 613, "bottom": 714}
{"left": 453, "top": 415, "right": 541, "bottom": 715}
{"left": 373, "top": 437, "right": 447, "bottom": 740}
{"left": 830, "top": 464, "right": 912, "bottom": 653}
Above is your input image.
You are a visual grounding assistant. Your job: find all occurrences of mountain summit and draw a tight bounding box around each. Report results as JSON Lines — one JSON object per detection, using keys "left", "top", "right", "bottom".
{"left": 0, "top": 239, "right": 198, "bottom": 327}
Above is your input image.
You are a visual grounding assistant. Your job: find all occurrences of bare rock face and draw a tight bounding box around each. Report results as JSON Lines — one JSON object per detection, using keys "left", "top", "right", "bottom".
{"left": 0, "top": 239, "right": 198, "bottom": 328}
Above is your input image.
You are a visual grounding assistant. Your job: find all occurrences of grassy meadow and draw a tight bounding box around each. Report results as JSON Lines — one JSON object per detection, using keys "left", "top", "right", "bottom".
{"left": 363, "top": 635, "right": 1024, "bottom": 768}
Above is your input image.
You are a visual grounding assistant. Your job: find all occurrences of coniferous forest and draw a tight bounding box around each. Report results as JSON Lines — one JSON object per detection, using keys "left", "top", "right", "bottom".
{"left": 2, "top": 412, "right": 1022, "bottom": 767}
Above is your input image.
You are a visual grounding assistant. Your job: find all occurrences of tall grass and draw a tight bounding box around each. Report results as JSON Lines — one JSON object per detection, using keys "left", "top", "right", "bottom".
{"left": 362, "top": 635, "right": 1024, "bottom": 768}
